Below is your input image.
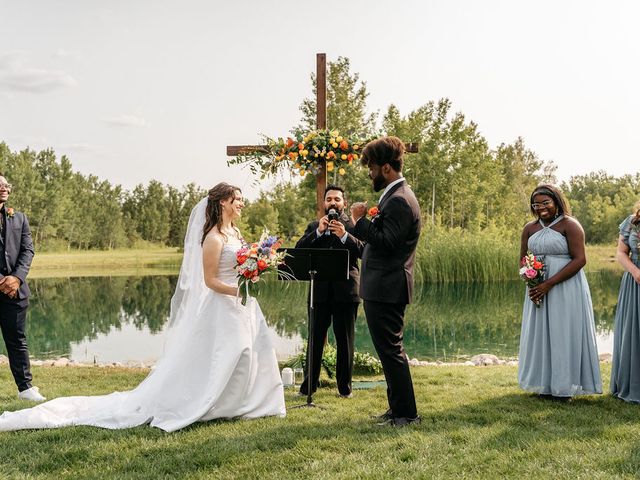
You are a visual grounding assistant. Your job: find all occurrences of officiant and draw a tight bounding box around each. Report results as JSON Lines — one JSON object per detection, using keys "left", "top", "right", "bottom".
{"left": 296, "top": 185, "right": 363, "bottom": 398}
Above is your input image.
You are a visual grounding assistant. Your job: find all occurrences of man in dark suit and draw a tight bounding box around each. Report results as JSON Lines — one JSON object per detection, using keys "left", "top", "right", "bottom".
{"left": 296, "top": 185, "right": 363, "bottom": 398}
{"left": 0, "top": 173, "right": 45, "bottom": 402}
{"left": 350, "top": 137, "right": 421, "bottom": 426}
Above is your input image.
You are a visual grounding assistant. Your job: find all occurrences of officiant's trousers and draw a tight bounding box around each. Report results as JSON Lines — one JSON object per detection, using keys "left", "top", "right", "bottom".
{"left": 0, "top": 299, "right": 33, "bottom": 392}
{"left": 364, "top": 300, "right": 417, "bottom": 419}
{"left": 300, "top": 302, "right": 357, "bottom": 396}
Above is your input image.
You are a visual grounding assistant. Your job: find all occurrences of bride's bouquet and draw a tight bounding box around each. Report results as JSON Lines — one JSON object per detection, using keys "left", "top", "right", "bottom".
{"left": 235, "top": 230, "right": 288, "bottom": 306}
{"left": 519, "top": 251, "right": 545, "bottom": 307}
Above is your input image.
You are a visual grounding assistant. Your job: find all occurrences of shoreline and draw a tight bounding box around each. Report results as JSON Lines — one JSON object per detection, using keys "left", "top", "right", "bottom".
{"left": 0, "top": 352, "right": 614, "bottom": 370}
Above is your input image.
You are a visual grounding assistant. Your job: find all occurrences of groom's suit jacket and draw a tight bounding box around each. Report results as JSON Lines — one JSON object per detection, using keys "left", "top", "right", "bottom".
{"left": 0, "top": 209, "right": 34, "bottom": 303}
{"left": 353, "top": 181, "right": 421, "bottom": 305}
{"left": 295, "top": 213, "right": 363, "bottom": 304}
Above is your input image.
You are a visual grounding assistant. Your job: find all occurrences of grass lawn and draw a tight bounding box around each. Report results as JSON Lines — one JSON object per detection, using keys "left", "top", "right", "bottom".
{"left": 1, "top": 363, "right": 638, "bottom": 479}
{"left": 30, "top": 248, "right": 182, "bottom": 278}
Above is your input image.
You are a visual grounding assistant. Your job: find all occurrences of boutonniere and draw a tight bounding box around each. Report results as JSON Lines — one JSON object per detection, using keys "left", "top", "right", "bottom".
{"left": 6, "top": 207, "right": 15, "bottom": 218}
{"left": 368, "top": 206, "right": 379, "bottom": 217}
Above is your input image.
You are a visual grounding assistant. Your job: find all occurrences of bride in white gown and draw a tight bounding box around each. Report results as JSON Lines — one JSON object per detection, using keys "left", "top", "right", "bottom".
{"left": 0, "top": 182, "right": 286, "bottom": 432}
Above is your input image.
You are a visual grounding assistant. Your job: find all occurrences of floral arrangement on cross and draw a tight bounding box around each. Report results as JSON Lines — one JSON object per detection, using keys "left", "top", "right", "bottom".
{"left": 227, "top": 128, "right": 373, "bottom": 179}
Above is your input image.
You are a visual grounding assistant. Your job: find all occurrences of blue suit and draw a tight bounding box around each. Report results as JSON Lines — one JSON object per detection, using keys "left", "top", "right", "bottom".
{"left": 0, "top": 207, "right": 35, "bottom": 391}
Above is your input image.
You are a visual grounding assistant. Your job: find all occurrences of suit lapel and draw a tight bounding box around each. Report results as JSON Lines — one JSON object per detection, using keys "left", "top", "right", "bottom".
{"left": 3, "top": 213, "right": 12, "bottom": 251}
{"left": 379, "top": 180, "right": 405, "bottom": 211}
{"left": 0, "top": 209, "right": 5, "bottom": 246}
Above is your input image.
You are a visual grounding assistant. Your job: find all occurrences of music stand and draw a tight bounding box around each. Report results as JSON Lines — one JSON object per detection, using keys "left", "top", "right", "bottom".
{"left": 278, "top": 247, "right": 350, "bottom": 408}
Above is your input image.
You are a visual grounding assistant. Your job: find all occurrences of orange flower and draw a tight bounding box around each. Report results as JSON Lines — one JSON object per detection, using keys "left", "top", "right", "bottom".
{"left": 298, "top": 142, "right": 305, "bottom": 150}
{"left": 286, "top": 137, "right": 295, "bottom": 148}
{"left": 326, "top": 151, "right": 335, "bottom": 159}
{"left": 340, "top": 140, "right": 349, "bottom": 150}
{"left": 368, "top": 206, "right": 379, "bottom": 217}
{"left": 533, "top": 261, "right": 543, "bottom": 270}
{"left": 257, "top": 259, "right": 268, "bottom": 271}
{"left": 237, "top": 254, "right": 248, "bottom": 264}
{"left": 6, "top": 207, "right": 14, "bottom": 218}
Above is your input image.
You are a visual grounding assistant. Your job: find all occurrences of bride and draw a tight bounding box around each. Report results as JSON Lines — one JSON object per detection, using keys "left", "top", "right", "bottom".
{"left": 0, "top": 182, "right": 286, "bottom": 432}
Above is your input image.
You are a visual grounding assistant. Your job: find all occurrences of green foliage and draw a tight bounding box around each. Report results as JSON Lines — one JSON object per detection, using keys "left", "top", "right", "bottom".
{"left": 563, "top": 171, "right": 640, "bottom": 244}
{"left": 0, "top": 142, "right": 206, "bottom": 250}
{"left": 284, "top": 343, "right": 383, "bottom": 377}
{"left": 416, "top": 224, "right": 519, "bottom": 283}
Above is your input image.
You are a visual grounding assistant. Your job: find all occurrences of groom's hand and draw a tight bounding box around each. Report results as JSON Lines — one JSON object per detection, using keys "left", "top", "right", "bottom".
{"left": 350, "top": 202, "right": 367, "bottom": 224}
{"left": 0, "top": 275, "right": 20, "bottom": 298}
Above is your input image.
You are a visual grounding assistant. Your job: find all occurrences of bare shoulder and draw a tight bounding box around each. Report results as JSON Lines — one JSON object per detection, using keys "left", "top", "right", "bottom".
{"left": 563, "top": 216, "right": 584, "bottom": 232}
{"left": 522, "top": 219, "right": 539, "bottom": 235}
{"left": 202, "top": 230, "right": 225, "bottom": 249}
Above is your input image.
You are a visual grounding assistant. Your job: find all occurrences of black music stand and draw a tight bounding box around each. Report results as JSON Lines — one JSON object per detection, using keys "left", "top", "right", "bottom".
{"left": 278, "top": 247, "right": 350, "bottom": 408}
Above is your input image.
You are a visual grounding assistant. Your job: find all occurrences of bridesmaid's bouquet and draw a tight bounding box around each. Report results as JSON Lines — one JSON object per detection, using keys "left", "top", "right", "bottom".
{"left": 519, "top": 251, "right": 545, "bottom": 307}
{"left": 235, "top": 230, "right": 288, "bottom": 306}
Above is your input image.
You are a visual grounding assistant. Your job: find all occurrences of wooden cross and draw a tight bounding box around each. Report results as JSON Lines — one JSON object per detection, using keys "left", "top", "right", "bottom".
{"left": 226, "top": 53, "right": 418, "bottom": 219}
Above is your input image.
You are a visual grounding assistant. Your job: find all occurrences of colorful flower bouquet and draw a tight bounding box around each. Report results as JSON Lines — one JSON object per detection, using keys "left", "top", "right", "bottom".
{"left": 235, "top": 230, "right": 289, "bottom": 306}
{"left": 519, "top": 251, "right": 545, "bottom": 307}
{"left": 227, "top": 128, "right": 374, "bottom": 179}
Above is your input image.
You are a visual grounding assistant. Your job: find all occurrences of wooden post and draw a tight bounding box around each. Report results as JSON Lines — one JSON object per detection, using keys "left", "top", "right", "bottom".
{"left": 315, "top": 53, "right": 327, "bottom": 220}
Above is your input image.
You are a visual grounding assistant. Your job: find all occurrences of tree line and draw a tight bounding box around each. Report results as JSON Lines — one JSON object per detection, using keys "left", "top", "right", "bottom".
{"left": 0, "top": 142, "right": 205, "bottom": 250}
{"left": 1, "top": 57, "right": 637, "bottom": 251}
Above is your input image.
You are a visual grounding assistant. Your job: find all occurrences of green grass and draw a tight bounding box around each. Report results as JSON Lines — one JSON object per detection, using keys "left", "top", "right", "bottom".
{"left": 30, "top": 248, "right": 182, "bottom": 278}
{"left": 1, "top": 364, "right": 638, "bottom": 479}
{"left": 27, "top": 242, "right": 620, "bottom": 282}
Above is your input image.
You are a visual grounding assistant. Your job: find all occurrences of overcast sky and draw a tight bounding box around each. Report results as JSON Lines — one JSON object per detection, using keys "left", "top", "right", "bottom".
{"left": 1, "top": 0, "right": 638, "bottom": 199}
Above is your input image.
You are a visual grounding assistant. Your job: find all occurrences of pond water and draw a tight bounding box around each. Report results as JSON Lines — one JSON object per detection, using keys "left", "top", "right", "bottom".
{"left": 0, "top": 271, "right": 622, "bottom": 364}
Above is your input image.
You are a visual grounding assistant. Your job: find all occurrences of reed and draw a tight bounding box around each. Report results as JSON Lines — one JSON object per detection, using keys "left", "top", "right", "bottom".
{"left": 416, "top": 225, "right": 519, "bottom": 283}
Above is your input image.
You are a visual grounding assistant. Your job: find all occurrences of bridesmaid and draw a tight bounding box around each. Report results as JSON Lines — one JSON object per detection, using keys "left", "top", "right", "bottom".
{"left": 518, "top": 184, "right": 602, "bottom": 398}
{"left": 610, "top": 202, "right": 640, "bottom": 403}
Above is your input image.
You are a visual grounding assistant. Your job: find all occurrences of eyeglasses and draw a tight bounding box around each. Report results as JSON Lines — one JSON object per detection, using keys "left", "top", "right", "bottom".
{"left": 531, "top": 200, "right": 554, "bottom": 209}
{"left": 0, "top": 183, "right": 12, "bottom": 191}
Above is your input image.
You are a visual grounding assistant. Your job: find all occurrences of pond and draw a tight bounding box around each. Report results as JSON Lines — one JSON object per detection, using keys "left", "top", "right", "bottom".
{"left": 0, "top": 271, "right": 622, "bottom": 364}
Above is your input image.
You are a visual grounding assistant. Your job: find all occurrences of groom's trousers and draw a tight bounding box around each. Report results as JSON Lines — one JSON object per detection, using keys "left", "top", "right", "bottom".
{"left": 363, "top": 300, "right": 417, "bottom": 419}
{"left": 300, "top": 301, "right": 357, "bottom": 396}
{"left": 0, "top": 298, "right": 33, "bottom": 392}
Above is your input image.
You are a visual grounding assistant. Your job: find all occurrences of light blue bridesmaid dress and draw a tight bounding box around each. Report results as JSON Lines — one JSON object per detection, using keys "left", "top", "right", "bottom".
{"left": 610, "top": 215, "right": 640, "bottom": 403}
{"left": 518, "top": 215, "right": 602, "bottom": 396}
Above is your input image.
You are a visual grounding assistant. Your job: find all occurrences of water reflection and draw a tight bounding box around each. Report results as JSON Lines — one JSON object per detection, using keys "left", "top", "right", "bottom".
{"left": 0, "top": 271, "right": 623, "bottom": 363}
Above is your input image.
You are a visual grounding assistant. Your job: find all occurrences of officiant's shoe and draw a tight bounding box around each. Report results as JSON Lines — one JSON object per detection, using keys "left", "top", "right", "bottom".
{"left": 337, "top": 392, "right": 352, "bottom": 399}
{"left": 370, "top": 409, "right": 394, "bottom": 421}
{"left": 18, "top": 386, "right": 46, "bottom": 402}
{"left": 377, "top": 415, "right": 421, "bottom": 428}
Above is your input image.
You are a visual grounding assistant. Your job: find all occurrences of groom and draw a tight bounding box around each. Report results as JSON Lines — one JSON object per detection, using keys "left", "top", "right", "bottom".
{"left": 351, "top": 136, "right": 422, "bottom": 427}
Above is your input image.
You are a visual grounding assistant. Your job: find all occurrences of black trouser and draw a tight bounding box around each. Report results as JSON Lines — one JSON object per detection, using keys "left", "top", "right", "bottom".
{"left": 300, "top": 302, "right": 357, "bottom": 396}
{"left": 363, "top": 300, "right": 417, "bottom": 418}
{"left": 0, "top": 299, "right": 32, "bottom": 392}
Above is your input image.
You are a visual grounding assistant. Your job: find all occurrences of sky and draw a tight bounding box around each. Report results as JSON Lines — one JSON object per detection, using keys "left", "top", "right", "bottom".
{"left": 1, "top": 0, "right": 638, "bottom": 199}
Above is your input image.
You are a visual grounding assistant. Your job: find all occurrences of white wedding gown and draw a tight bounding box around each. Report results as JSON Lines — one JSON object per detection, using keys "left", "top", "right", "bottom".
{"left": 0, "top": 199, "right": 286, "bottom": 432}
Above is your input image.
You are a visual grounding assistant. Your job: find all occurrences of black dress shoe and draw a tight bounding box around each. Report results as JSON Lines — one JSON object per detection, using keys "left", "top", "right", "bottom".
{"left": 377, "top": 415, "right": 421, "bottom": 427}
{"left": 370, "top": 409, "right": 394, "bottom": 421}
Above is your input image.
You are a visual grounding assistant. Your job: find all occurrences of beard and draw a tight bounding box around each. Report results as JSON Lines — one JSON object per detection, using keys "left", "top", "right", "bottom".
{"left": 324, "top": 205, "right": 344, "bottom": 216}
{"left": 372, "top": 172, "right": 386, "bottom": 192}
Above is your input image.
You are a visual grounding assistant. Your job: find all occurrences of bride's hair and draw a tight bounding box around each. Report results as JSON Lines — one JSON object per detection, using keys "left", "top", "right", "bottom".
{"left": 201, "top": 182, "right": 242, "bottom": 245}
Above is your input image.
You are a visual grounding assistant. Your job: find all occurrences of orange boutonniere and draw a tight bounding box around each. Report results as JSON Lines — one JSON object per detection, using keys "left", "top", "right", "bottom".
{"left": 6, "top": 207, "right": 15, "bottom": 218}
{"left": 368, "top": 206, "right": 379, "bottom": 217}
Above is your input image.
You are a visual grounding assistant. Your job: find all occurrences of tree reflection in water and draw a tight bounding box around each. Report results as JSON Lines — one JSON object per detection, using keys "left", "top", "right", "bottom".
{"left": 0, "top": 271, "right": 621, "bottom": 362}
